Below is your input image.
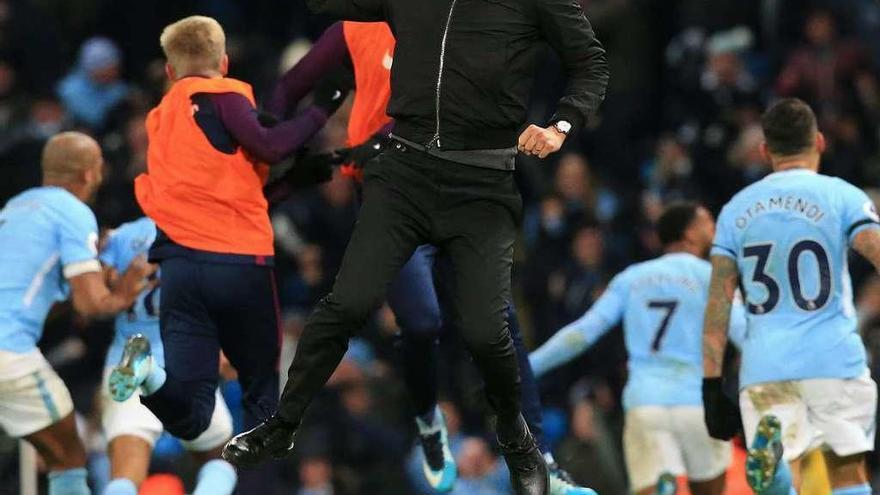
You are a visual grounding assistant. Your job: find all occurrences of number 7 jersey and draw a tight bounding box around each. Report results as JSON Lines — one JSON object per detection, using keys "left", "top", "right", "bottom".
{"left": 712, "top": 168, "right": 880, "bottom": 387}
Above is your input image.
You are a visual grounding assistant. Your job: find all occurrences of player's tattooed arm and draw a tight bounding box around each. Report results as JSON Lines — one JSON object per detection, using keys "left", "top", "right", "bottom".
{"left": 703, "top": 255, "right": 739, "bottom": 378}
{"left": 853, "top": 228, "right": 880, "bottom": 272}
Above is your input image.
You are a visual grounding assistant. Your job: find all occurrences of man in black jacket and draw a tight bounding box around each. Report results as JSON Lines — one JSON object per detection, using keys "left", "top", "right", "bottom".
{"left": 223, "top": 1, "right": 609, "bottom": 494}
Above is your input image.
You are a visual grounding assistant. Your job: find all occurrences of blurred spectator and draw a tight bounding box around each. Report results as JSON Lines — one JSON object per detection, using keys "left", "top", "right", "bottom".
{"left": 555, "top": 398, "right": 627, "bottom": 494}
{"left": 57, "top": 37, "right": 129, "bottom": 132}
{"left": 641, "top": 135, "right": 698, "bottom": 202}
{"left": 450, "top": 438, "right": 510, "bottom": 495}
{"left": 297, "top": 457, "right": 335, "bottom": 495}
{"left": 776, "top": 9, "right": 871, "bottom": 120}
{"left": 0, "top": 94, "right": 67, "bottom": 204}
{"left": 727, "top": 123, "right": 770, "bottom": 184}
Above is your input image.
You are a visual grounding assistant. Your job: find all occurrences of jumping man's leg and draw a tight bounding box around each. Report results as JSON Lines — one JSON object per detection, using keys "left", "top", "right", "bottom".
{"left": 387, "top": 244, "right": 457, "bottom": 492}
{"left": 209, "top": 264, "right": 281, "bottom": 494}
{"left": 136, "top": 257, "right": 222, "bottom": 442}
{"left": 223, "top": 146, "right": 433, "bottom": 466}
{"left": 434, "top": 160, "right": 547, "bottom": 494}
{"left": 105, "top": 436, "right": 151, "bottom": 493}
{"left": 26, "top": 414, "right": 91, "bottom": 495}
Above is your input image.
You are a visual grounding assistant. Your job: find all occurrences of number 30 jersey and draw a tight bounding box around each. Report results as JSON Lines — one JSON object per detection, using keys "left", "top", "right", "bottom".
{"left": 713, "top": 168, "right": 879, "bottom": 387}
{"left": 99, "top": 217, "right": 162, "bottom": 368}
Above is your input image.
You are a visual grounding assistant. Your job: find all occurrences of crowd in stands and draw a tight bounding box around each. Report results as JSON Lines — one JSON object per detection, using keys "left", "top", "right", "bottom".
{"left": 2, "top": 0, "right": 880, "bottom": 493}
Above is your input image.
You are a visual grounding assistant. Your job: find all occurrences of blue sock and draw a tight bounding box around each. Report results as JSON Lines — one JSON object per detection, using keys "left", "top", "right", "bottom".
{"left": 761, "top": 459, "right": 794, "bottom": 495}
{"left": 142, "top": 364, "right": 167, "bottom": 396}
{"left": 48, "top": 468, "right": 91, "bottom": 495}
{"left": 193, "top": 459, "right": 237, "bottom": 495}
{"left": 832, "top": 484, "right": 872, "bottom": 495}
{"left": 102, "top": 478, "right": 136, "bottom": 495}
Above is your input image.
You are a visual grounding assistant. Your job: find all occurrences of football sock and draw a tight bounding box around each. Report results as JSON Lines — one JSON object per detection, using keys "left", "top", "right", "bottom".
{"left": 48, "top": 468, "right": 91, "bottom": 495}
{"left": 103, "top": 478, "right": 137, "bottom": 495}
{"left": 141, "top": 364, "right": 167, "bottom": 396}
{"left": 193, "top": 459, "right": 237, "bottom": 495}
{"left": 832, "top": 484, "right": 871, "bottom": 495}
{"left": 762, "top": 460, "right": 795, "bottom": 495}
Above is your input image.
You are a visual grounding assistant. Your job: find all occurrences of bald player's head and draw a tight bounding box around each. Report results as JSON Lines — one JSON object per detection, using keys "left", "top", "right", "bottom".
{"left": 41, "top": 132, "right": 104, "bottom": 201}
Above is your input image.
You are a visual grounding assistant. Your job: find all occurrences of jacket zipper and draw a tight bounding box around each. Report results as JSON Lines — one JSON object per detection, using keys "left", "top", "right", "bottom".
{"left": 427, "top": 0, "right": 458, "bottom": 149}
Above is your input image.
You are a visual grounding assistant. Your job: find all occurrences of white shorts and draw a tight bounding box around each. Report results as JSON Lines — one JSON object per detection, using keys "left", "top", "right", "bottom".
{"left": 740, "top": 371, "right": 877, "bottom": 461}
{"left": 100, "top": 369, "right": 233, "bottom": 451}
{"left": 0, "top": 349, "right": 74, "bottom": 438}
{"left": 624, "top": 405, "right": 732, "bottom": 491}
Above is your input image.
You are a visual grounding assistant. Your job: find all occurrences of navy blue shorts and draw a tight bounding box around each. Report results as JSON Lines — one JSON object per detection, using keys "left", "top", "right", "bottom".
{"left": 142, "top": 257, "right": 280, "bottom": 440}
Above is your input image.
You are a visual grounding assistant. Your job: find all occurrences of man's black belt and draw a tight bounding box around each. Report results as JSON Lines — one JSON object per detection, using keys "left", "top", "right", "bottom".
{"left": 389, "top": 133, "right": 517, "bottom": 171}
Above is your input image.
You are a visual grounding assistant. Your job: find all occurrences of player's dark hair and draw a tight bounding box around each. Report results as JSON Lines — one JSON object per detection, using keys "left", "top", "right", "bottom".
{"left": 761, "top": 98, "right": 818, "bottom": 157}
{"left": 657, "top": 201, "right": 700, "bottom": 246}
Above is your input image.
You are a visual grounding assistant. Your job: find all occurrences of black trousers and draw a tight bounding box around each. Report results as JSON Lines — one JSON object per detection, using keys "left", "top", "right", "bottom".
{"left": 278, "top": 144, "right": 523, "bottom": 425}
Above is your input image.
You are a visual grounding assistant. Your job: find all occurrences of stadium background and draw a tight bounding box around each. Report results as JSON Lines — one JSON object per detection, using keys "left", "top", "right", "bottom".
{"left": 1, "top": 0, "right": 880, "bottom": 493}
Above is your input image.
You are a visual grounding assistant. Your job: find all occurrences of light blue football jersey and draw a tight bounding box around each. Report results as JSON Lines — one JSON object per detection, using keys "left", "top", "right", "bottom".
{"left": 0, "top": 187, "right": 100, "bottom": 353}
{"left": 99, "top": 217, "right": 163, "bottom": 368}
{"left": 531, "top": 252, "right": 746, "bottom": 410}
{"left": 712, "top": 168, "right": 879, "bottom": 387}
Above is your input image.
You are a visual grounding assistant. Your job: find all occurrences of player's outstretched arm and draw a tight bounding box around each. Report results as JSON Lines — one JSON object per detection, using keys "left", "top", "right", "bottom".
{"left": 702, "top": 255, "right": 738, "bottom": 378}
{"left": 529, "top": 284, "right": 622, "bottom": 377}
{"left": 305, "top": 0, "right": 387, "bottom": 21}
{"left": 853, "top": 228, "right": 880, "bottom": 272}
{"left": 68, "top": 256, "right": 156, "bottom": 318}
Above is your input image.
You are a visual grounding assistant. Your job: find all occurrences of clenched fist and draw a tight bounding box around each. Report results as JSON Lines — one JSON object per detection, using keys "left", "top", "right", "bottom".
{"left": 517, "top": 124, "right": 566, "bottom": 159}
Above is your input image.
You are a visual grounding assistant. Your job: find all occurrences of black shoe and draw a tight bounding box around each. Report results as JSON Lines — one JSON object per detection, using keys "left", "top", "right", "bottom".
{"left": 221, "top": 414, "right": 298, "bottom": 468}
{"left": 498, "top": 416, "right": 549, "bottom": 495}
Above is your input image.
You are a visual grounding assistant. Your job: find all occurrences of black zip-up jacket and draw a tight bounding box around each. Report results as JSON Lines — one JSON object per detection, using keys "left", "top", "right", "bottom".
{"left": 305, "top": 0, "right": 610, "bottom": 151}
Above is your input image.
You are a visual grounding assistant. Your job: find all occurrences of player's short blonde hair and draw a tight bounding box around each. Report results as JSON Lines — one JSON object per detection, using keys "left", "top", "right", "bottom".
{"left": 160, "top": 16, "right": 226, "bottom": 76}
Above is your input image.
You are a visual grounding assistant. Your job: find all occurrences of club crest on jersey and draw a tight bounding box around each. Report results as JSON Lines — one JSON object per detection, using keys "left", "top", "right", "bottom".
{"left": 863, "top": 201, "right": 879, "bottom": 223}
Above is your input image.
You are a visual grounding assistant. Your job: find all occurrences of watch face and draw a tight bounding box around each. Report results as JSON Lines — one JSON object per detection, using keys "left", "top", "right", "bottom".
{"left": 556, "top": 121, "right": 572, "bottom": 134}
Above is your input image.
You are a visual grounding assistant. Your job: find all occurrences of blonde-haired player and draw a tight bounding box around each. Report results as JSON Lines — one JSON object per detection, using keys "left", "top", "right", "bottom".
{"left": 108, "top": 13, "right": 349, "bottom": 495}
{"left": 159, "top": 16, "right": 228, "bottom": 79}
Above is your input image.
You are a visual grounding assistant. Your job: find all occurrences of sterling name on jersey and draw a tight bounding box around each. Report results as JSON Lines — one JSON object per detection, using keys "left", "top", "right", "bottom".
{"left": 0, "top": 187, "right": 100, "bottom": 353}
{"left": 531, "top": 252, "right": 745, "bottom": 410}
{"left": 712, "top": 168, "right": 880, "bottom": 387}
{"left": 99, "top": 217, "right": 163, "bottom": 368}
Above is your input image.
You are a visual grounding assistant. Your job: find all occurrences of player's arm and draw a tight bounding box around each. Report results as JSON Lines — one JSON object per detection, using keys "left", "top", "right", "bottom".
{"left": 304, "top": 0, "right": 387, "bottom": 21}
{"left": 59, "top": 204, "right": 155, "bottom": 319}
{"left": 519, "top": 0, "right": 608, "bottom": 158}
{"left": 701, "top": 254, "right": 742, "bottom": 440}
{"left": 266, "top": 22, "right": 353, "bottom": 118}
{"left": 702, "top": 255, "right": 738, "bottom": 377}
{"left": 68, "top": 259, "right": 155, "bottom": 318}
{"left": 529, "top": 277, "right": 624, "bottom": 377}
{"left": 853, "top": 228, "right": 880, "bottom": 271}
{"left": 212, "top": 74, "right": 350, "bottom": 164}
{"left": 726, "top": 291, "right": 748, "bottom": 349}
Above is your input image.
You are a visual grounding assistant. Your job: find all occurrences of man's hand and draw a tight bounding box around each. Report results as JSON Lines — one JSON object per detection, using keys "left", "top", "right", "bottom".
{"left": 117, "top": 256, "right": 158, "bottom": 302}
{"left": 333, "top": 133, "right": 391, "bottom": 169}
{"left": 68, "top": 256, "right": 157, "bottom": 318}
{"left": 517, "top": 124, "right": 566, "bottom": 159}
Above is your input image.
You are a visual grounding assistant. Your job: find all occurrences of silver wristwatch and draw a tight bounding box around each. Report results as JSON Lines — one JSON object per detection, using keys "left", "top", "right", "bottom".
{"left": 553, "top": 120, "right": 572, "bottom": 135}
